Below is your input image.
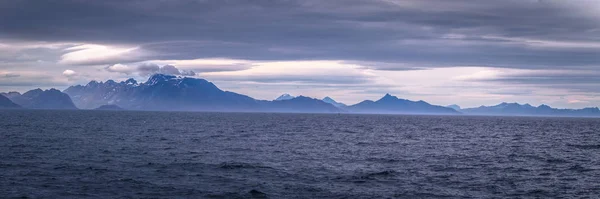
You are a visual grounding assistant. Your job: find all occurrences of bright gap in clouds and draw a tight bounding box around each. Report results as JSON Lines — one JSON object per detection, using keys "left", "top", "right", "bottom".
{"left": 59, "top": 44, "right": 146, "bottom": 65}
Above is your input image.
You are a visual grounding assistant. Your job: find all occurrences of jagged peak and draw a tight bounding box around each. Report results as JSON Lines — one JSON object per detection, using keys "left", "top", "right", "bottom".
{"left": 145, "top": 74, "right": 178, "bottom": 85}
{"left": 498, "top": 102, "right": 522, "bottom": 106}
{"left": 295, "top": 95, "right": 312, "bottom": 99}
{"left": 47, "top": 88, "right": 61, "bottom": 92}
{"left": 87, "top": 80, "right": 100, "bottom": 86}
{"left": 124, "top": 78, "right": 138, "bottom": 85}
{"left": 378, "top": 93, "right": 398, "bottom": 101}
{"left": 23, "top": 88, "right": 43, "bottom": 96}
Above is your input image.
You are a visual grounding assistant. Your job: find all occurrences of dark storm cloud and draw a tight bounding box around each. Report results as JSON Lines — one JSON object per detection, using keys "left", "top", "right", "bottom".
{"left": 0, "top": 0, "right": 599, "bottom": 69}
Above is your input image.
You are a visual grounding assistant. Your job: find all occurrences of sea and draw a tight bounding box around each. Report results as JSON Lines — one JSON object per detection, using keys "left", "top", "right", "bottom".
{"left": 1, "top": 110, "right": 600, "bottom": 198}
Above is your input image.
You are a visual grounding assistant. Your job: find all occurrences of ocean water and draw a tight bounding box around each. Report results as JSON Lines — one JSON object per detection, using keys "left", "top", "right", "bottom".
{"left": 1, "top": 110, "right": 600, "bottom": 198}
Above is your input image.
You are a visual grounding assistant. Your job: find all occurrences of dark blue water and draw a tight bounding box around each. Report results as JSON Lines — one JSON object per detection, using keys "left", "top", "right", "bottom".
{"left": 1, "top": 110, "right": 600, "bottom": 198}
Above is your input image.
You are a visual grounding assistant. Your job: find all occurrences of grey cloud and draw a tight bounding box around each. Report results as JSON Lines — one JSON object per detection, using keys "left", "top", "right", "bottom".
{"left": 159, "top": 65, "right": 181, "bottom": 75}
{"left": 180, "top": 70, "right": 196, "bottom": 76}
{"left": 469, "top": 70, "right": 600, "bottom": 96}
{"left": 0, "top": 73, "right": 68, "bottom": 88}
{"left": 109, "top": 63, "right": 196, "bottom": 77}
{"left": 482, "top": 73, "right": 600, "bottom": 85}
{"left": 3, "top": 73, "right": 20, "bottom": 78}
{"left": 207, "top": 74, "right": 373, "bottom": 85}
{"left": 1, "top": 0, "right": 599, "bottom": 70}
{"left": 136, "top": 63, "right": 160, "bottom": 77}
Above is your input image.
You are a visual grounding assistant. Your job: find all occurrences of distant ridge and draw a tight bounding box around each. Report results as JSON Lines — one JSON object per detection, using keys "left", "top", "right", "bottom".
{"left": 4, "top": 89, "right": 77, "bottom": 110}
{"left": 262, "top": 96, "right": 341, "bottom": 113}
{"left": 0, "top": 94, "right": 21, "bottom": 109}
{"left": 462, "top": 102, "right": 600, "bottom": 117}
{"left": 322, "top": 97, "right": 347, "bottom": 107}
{"left": 347, "top": 93, "right": 459, "bottom": 115}
{"left": 1, "top": 74, "right": 597, "bottom": 117}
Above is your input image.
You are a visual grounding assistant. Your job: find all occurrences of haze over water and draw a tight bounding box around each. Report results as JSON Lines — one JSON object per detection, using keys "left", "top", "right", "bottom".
{"left": 2, "top": 110, "right": 600, "bottom": 198}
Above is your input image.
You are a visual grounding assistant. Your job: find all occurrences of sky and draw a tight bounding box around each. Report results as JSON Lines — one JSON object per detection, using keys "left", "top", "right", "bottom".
{"left": 1, "top": 0, "right": 599, "bottom": 108}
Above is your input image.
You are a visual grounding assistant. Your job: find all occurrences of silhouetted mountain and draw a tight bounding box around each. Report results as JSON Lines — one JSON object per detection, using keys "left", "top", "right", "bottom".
{"left": 462, "top": 102, "right": 600, "bottom": 117}
{"left": 94, "top": 104, "right": 124, "bottom": 111}
{"left": 275, "top": 94, "right": 295, "bottom": 101}
{"left": 347, "top": 94, "right": 459, "bottom": 115}
{"left": 0, "top": 94, "right": 21, "bottom": 109}
{"left": 446, "top": 104, "right": 461, "bottom": 111}
{"left": 6, "top": 89, "right": 77, "bottom": 110}
{"left": 322, "top": 97, "right": 347, "bottom": 107}
{"left": 262, "top": 96, "right": 341, "bottom": 113}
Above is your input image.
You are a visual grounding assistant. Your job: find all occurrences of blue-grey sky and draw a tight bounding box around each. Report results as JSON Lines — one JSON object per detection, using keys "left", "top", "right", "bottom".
{"left": 1, "top": 0, "right": 599, "bottom": 108}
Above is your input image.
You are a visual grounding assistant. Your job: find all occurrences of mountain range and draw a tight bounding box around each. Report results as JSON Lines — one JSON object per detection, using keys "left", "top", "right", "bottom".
{"left": 460, "top": 102, "right": 600, "bottom": 117}
{"left": 64, "top": 74, "right": 339, "bottom": 113}
{"left": 1, "top": 73, "right": 599, "bottom": 117}
{"left": 2, "top": 89, "right": 77, "bottom": 110}
{"left": 347, "top": 94, "right": 458, "bottom": 115}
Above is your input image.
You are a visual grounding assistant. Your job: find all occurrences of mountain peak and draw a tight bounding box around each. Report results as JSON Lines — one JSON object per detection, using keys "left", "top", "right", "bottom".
{"left": 538, "top": 104, "right": 551, "bottom": 109}
{"left": 12, "top": 88, "right": 77, "bottom": 110}
{"left": 23, "top": 88, "right": 44, "bottom": 97}
{"left": 447, "top": 104, "right": 461, "bottom": 111}
{"left": 322, "top": 96, "right": 347, "bottom": 107}
{"left": 323, "top": 96, "right": 335, "bottom": 102}
{"left": 275, "top": 93, "right": 295, "bottom": 101}
{"left": 349, "top": 93, "right": 458, "bottom": 115}
{"left": 146, "top": 74, "right": 178, "bottom": 85}
{"left": 378, "top": 93, "right": 398, "bottom": 102}
{"left": 123, "top": 78, "right": 138, "bottom": 85}
{"left": 87, "top": 80, "right": 100, "bottom": 86}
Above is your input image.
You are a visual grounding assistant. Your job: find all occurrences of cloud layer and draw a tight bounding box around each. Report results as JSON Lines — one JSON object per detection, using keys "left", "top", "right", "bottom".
{"left": 105, "top": 63, "right": 196, "bottom": 77}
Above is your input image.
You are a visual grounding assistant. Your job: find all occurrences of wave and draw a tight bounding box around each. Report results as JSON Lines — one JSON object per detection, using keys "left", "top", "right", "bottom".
{"left": 567, "top": 144, "right": 600, "bottom": 150}
{"left": 218, "top": 162, "right": 273, "bottom": 170}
